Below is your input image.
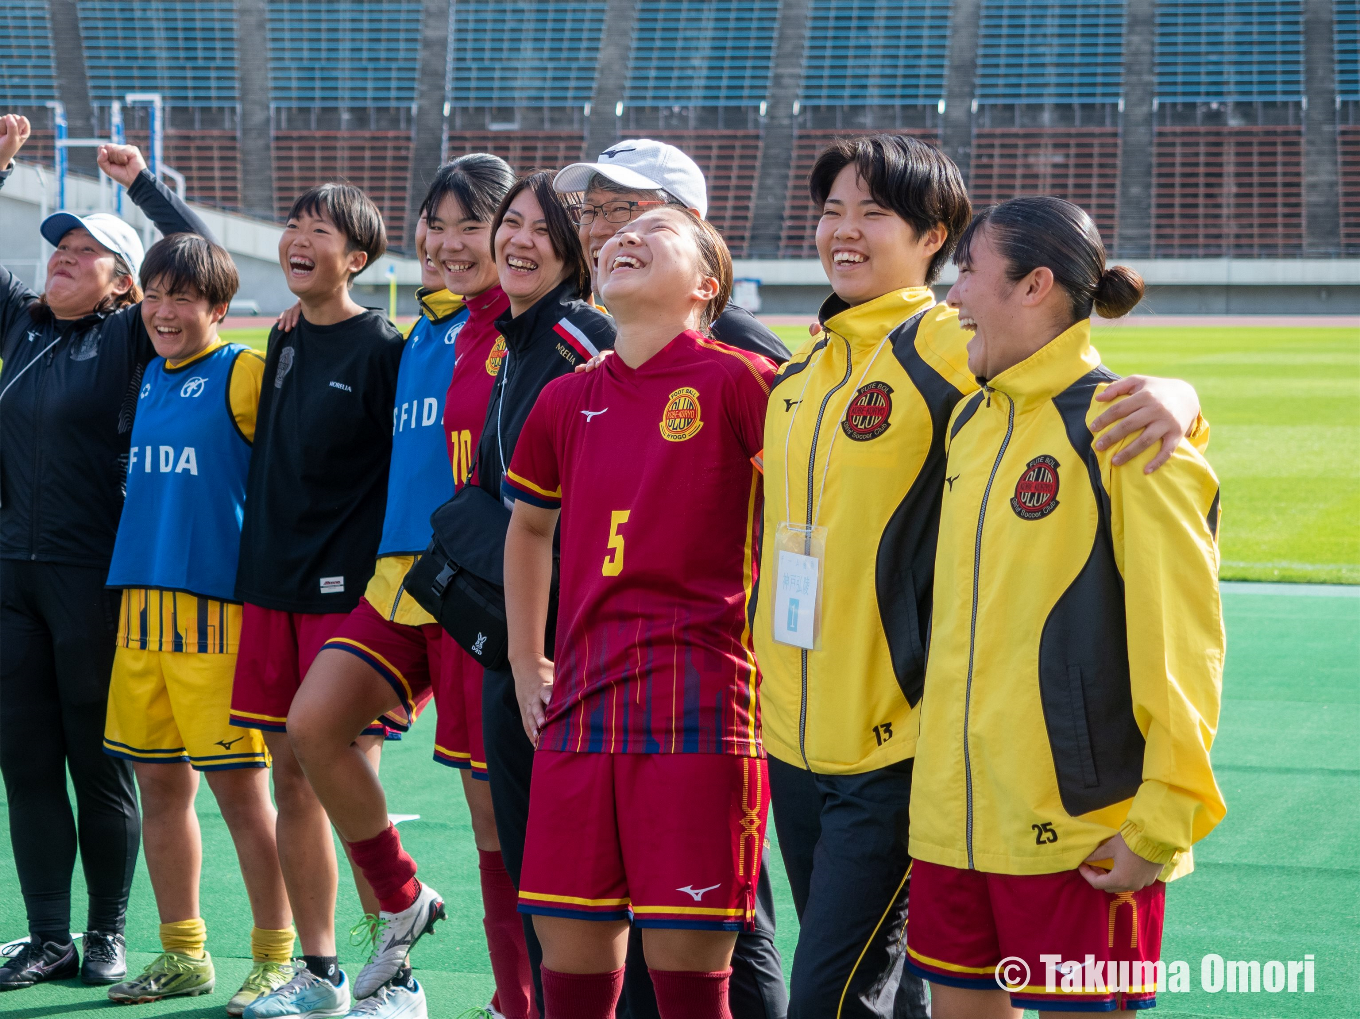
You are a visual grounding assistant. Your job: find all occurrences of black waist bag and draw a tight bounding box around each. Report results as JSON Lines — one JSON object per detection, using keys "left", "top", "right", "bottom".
{"left": 403, "top": 484, "right": 513, "bottom": 671}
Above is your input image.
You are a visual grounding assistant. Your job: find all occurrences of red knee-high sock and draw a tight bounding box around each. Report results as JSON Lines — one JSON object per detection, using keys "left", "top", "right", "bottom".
{"left": 345, "top": 824, "right": 420, "bottom": 914}
{"left": 540, "top": 966, "right": 623, "bottom": 1019}
{"left": 479, "top": 849, "right": 535, "bottom": 1019}
{"left": 648, "top": 969, "right": 733, "bottom": 1019}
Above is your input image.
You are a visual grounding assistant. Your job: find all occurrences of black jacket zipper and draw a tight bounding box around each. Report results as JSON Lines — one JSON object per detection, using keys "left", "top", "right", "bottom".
{"left": 963, "top": 384, "right": 1014, "bottom": 868}
{"left": 797, "top": 333, "right": 854, "bottom": 771}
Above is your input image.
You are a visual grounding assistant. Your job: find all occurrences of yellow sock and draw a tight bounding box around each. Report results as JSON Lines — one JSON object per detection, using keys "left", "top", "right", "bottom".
{"left": 159, "top": 918, "right": 207, "bottom": 960}
{"left": 251, "top": 926, "right": 296, "bottom": 964}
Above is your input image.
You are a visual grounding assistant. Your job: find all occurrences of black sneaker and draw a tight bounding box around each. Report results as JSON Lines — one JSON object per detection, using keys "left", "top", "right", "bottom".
{"left": 0, "top": 938, "right": 79, "bottom": 991}
{"left": 81, "top": 930, "right": 126, "bottom": 984}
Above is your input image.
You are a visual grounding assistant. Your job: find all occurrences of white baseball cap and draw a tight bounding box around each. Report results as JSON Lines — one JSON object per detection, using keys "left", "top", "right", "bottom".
{"left": 41, "top": 211, "right": 146, "bottom": 278}
{"left": 554, "top": 139, "right": 708, "bottom": 219}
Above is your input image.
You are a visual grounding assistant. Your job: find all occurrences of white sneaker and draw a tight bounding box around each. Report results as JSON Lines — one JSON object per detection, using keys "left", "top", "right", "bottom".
{"left": 353, "top": 884, "right": 446, "bottom": 999}
{"left": 244, "top": 966, "right": 350, "bottom": 1018}
{"left": 344, "top": 976, "right": 427, "bottom": 1018}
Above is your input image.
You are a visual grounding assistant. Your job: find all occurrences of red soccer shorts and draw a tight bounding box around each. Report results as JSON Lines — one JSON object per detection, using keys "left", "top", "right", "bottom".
{"left": 319, "top": 597, "right": 439, "bottom": 732}
{"left": 230, "top": 604, "right": 370, "bottom": 733}
{"left": 430, "top": 632, "right": 486, "bottom": 778}
{"left": 519, "top": 751, "right": 769, "bottom": 931}
{"left": 906, "top": 859, "right": 1165, "bottom": 1012}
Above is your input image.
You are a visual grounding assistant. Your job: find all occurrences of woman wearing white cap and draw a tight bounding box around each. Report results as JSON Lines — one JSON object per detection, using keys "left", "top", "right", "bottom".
{"left": 0, "top": 114, "right": 219, "bottom": 993}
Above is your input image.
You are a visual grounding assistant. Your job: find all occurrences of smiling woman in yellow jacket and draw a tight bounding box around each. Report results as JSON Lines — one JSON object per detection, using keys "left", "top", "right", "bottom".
{"left": 905, "top": 197, "right": 1225, "bottom": 1019}
{"left": 755, "top": 137, "right": 1210, "bottom": 1019}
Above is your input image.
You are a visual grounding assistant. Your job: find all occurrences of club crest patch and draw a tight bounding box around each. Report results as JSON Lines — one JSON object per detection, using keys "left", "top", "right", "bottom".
{"left": 1011, "top": 455, "right": 1061, "bottom": 520}
{"left": 660, "top": 387, "right": 703, "bottom": 442}
{"left": 485, "top": 335, "right": 507, "bottom": 376}
{"left": 841, "top": 381, "right": 893, "bottom": 441}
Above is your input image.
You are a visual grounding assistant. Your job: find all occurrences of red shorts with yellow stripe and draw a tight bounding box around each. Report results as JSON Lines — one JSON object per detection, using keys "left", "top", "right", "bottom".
{"left": 319, "top": 597, "right": 438, "bottom": 735}
{"left": 905, "top": 859, "right": 1165, "bottom": 1012}
{"left": 519, "top": 750, "right": 768, "bottom": 931}
{"left": 430, "top": 631, "right": 486, "bottom": 777}
{"left": 230, "top": 603, "right": 384, "bottom": 736}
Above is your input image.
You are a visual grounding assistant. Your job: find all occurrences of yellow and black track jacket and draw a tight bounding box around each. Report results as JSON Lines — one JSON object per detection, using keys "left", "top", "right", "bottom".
{"left": 909, "top": 320, "right": 1226, "bottom": 877}
{"left": 754, "top": 288, "right": 976, "bottom": 774}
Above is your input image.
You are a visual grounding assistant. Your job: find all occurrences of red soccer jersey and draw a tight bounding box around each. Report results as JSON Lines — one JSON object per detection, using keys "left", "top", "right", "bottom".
{"left": 504, "top": 329, "right": 775, "bottom": 757}
{"left": 444, "top": 285, "right": 511, "bottom": 487}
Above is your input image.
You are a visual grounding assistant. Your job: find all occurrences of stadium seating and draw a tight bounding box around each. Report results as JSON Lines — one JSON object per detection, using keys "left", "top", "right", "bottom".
{"left": 78, "top": 0, "right": 237, "bottom": 106}
{"left": 1339, "top": 127, "right": 1360, "bottom": 255}
{"left": 444, "top": 130, "right": 587, "bottom": 176}
{"left": 626, "top": 0, "right": 781, "bottom": 106}
{"left": 1152, "top": 125, "right": 1304, "bottom": 257}
{"left": 801, "top": 0, "right": 951, "bottom": 106}
{"left": 1155, "top": 0, "right": 1305, "bottom": 102}
{"left": 969, "top": 128, "right": 1121, "bottom": 242}
{"left": 1, "top": 0, "right": 57, "bottom": 104}
{"left": 273, "top": 131, "right": 415, "bottom": 240}
{"left": 976, "top": 0, "right": 1124, "bottom": 104}
{"left": 269, "top": 1, "right": 422, "bottom": 108}
{"left": 449, "top": 2, "right": 607, "bottom": 108}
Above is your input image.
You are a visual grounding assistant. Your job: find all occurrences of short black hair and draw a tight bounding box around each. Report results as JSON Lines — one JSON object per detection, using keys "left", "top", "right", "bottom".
{"left": 140, "top": 233, "right": 239, "bottom": 307}
{"left": 287, "top": 183, "right": 386, "bottom": 280}
{"left": 808, "top": 134, "right": 971, "bottom": 285}
{"left": 421, "top": 153, "right": 516, "bottom": 225}
{"left": 491, "top": 170, "right": 592, "bottom": 299}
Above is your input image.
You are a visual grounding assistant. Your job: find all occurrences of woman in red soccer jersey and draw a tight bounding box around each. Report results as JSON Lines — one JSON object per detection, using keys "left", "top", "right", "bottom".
{"left": 501, "top": 207, "right": 774, "bottom": 1019}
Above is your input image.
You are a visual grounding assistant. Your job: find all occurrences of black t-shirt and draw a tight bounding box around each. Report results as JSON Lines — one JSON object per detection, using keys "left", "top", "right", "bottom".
{"left": 235, "top": 310, "right": 405, "bottom": 613}
{"left": 710, "top": 304, "right": 790, "bottom": 363}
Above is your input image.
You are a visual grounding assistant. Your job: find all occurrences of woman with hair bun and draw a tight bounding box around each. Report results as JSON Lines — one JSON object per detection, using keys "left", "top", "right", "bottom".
{"left": 905, "top": 196, "right": 1227, "bottom": 1017}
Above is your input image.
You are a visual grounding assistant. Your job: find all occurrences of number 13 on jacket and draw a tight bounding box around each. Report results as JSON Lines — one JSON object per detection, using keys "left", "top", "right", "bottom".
{"left": 772, "top": 522, "right": 826, "bottom": 650}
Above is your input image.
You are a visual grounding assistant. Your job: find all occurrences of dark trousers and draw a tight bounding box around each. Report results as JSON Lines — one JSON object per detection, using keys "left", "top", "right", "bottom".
{"left": 483, "top": 667, "right": 789, "bottom": 1019}
{"left": 768, "top": 756, "right": 929, "bottom": 1019}
{"left": 0, "top": 560, "right": 139, "bottom": 940}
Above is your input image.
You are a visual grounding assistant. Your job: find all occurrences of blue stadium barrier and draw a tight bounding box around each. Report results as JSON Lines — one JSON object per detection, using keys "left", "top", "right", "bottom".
{"left": 0, "top": 0, "right": 58, "bottom": 104}
{"left": 975, "top": 0, "right": 1124, "bottom": 105}
{"left": 449, "top": 1, "right": 606, "bottom": 108}
{"left": 78, "top": 0, "right": 237, "bottom": 106}
{"left": 801, "top": 0, "right": 950, "bottom": 105}
{"left": 268, "top": 0, "right": 422, "bottom": 107}
{"left": 1155, "top": 0, "right": 1305, "bottom": 102}
{"left": 625, "top": 0, "right": 780, "bottom": 107}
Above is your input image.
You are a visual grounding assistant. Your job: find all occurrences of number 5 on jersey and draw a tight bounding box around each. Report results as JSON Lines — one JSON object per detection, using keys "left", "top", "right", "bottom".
{"left": 602, "top": 510, "right": 630, "bottom": 576}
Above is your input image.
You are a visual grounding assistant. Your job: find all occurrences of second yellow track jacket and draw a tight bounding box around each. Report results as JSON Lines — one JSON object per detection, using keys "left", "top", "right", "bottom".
{"left": 909, "top": 321, "right": 1226, "bottom": 877}
{"left": 754, "top": 288, "right": 976, "bottom": 774}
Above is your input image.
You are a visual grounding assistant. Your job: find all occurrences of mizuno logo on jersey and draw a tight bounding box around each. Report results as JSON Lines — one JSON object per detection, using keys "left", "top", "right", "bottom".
{"left": 581, "top": 408, "right": 608, "bottom": 421}
{"left": 130, "top": 445, "right": 199, "bottom": 476}
{"left": 676, "top": 883, "right": 721, "bottom": 901}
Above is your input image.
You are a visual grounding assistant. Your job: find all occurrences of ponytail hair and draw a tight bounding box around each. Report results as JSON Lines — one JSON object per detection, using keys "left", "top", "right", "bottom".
{"left": 954, "top": 197, "right": 1144, "bottom": 321}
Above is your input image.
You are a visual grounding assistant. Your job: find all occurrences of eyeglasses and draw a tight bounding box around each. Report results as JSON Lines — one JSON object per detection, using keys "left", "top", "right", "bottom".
{"left": 570, "top": 200, "right": 668, "bottom": 226}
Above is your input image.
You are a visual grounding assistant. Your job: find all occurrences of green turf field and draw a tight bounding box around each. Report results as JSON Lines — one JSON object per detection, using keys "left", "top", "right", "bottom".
{"left": 1, "top": 583, "right": 1355, "bottom": 1017}
{"left": 767, "top": 323, "right": 1360, "bottom": 585}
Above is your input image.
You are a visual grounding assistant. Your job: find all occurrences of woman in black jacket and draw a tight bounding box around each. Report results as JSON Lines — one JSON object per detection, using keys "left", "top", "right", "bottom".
{"left": 0, "top": 115, "right": 218, "bottom": 992}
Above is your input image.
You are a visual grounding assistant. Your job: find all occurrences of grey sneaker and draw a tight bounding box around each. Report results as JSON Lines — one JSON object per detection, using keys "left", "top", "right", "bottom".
{"left": 352, "top": 883, "right": 445, "bottom": 999}
{"left": 244, "top": 966, "right": 350, "bottom": 1018}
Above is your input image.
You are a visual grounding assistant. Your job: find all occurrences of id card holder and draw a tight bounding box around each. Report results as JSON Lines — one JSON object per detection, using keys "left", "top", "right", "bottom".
{"left": 772, "top": 522, "right": 826, "bottom": 650}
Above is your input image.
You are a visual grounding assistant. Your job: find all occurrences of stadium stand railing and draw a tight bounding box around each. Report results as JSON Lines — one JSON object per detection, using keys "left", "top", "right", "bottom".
{"left": 1152, "top": 125, "right": 1304, "bottom": 257}
{"left": 800, "top": 0, "right": 950, "bottom": 106}
{"left": 968, "top": 127, "right": 1121, "bottom": 242}
{"left": 625, "top": 0, "right": 781, "bottom": 107}
{"left": 120, "top": 127, "right": 241, "bottom": 211}
{"left": 272, "top": 131, "right": 415, "bottom": 241}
